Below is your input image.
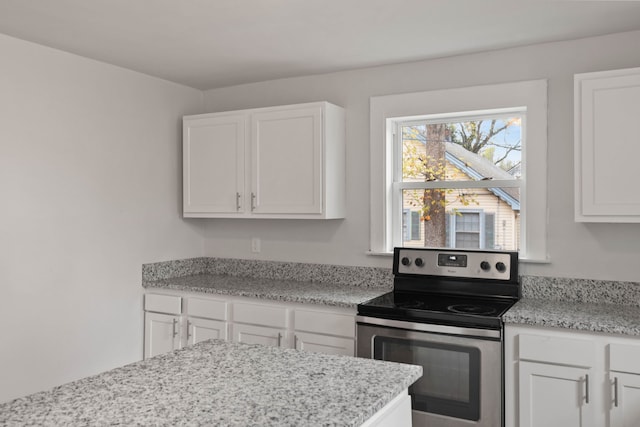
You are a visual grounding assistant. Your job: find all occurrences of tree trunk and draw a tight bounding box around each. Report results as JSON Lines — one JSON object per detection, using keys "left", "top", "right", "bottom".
{"left": 423, "top": 124, "right": 447, "bottom": 247}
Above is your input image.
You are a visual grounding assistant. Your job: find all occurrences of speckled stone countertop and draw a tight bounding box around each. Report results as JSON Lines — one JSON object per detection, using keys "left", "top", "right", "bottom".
{"left": 142, "top": 257, "right": 393, "bottom": 308}
{"left": 0, "top": 340, "right": 422, "bottom": 426}
{"left": 144, "top": 274, "right": 390, "bottom": 308}
{"left": 504, "top": 276, "right": 640, "bottom": 336}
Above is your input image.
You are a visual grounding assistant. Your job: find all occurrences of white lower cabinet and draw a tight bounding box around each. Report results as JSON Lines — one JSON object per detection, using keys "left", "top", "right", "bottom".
{"left": 144, "top": 291, "right": 356, "bottom": 358}
{"left": 610, "top": 372, "right": 640, "bottom": 426}
{"left": 505, "top": 324, "right": 640, "bottom": 427}
{"left": 232, "top": 323, "right": 286, "bottom": 347}
{"left": 144, "top": 294, "right": 228, "bottom": 359}
{"left": 186, "top": 317, "right": 228, "bottom": 345}
{"left": 144, "top": 294, "right": 183, "bottom": 359}
{"left": 609, "top": 343, "right": 640, "bottom": 427}
{"left": 293, "top": 308, "right": 355, "bottom": 356}
{"left": 231, "top": 301, "right": 289, "bottom": 347}
{"left": 144, "top": 312, "right": 182, "bottom": 358}
{"left": 518, "top": 362, "right": 594, "bottom": 427}
{"left": 293, "top": 331, "right": 354, "bottom": 356}
{"left": 184, "top": 296, "right": 229, "bottom": 346}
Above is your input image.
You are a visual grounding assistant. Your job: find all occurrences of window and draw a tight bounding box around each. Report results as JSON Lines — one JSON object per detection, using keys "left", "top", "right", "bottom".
{"left": 447, "top": 210, "right": 496, "bottom": 249}
{"left": 403, "top": 209, "right": 421, "bottom": 241}
{"left": 396, "top": 111, "right": 522, "bottom": 251}
{"left": 370, "top": 80, "right": 548, "bottom": 261}
{"left": 454, "top": 211, "right": 481, "bottom": 248}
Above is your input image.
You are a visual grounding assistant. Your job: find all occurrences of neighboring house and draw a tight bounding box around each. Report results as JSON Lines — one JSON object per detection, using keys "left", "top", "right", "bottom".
{"left": 403, "top": 142, "right": 520, "bottom": 251}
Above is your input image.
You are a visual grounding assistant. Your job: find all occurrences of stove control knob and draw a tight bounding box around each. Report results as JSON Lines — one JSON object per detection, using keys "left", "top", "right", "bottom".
{"left": 495, "top": 262, "right": 507, "bottom": 273}
{"left": 480, "top": 261, "right": 491, "bottom": 271}
{"left": 401, "top": 257, "right": 411, "bottom": 266}
{"left": 414, "top": 258, "right": 424, "bottom": 267}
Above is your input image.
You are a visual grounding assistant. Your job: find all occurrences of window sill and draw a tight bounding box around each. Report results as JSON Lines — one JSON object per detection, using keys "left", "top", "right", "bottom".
{"left": 366, "top": 250, "right": 394, "bottom": 257}
{"left": 518, "top": 257, "right": 550, "bottom": 264}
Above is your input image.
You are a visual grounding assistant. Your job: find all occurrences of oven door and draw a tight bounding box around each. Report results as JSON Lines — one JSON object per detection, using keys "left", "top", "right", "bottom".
{"left": 356, "top": 316, "right": 503, "bottom": 427}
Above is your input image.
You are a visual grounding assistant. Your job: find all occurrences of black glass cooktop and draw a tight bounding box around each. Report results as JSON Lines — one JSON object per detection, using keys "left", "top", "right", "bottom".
{"left": 357, "top": 291, "right": 517, "bottom": 330}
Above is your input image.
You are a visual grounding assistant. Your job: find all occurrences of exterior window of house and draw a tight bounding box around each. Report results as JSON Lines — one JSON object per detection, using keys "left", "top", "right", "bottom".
{"left": 455, "top": 212, "right": 481, "bottom": 248}
{"left": 402, "top": 210, "right": 422, "bottom": 241}
{"left": 370, "top": 80, "right": 548, "bottom": 261}
{"left": 397, "top": 113, "right": 522, "bottom": 251}
{"left": 446, "top": 210, "right": 496, "bottom": 249}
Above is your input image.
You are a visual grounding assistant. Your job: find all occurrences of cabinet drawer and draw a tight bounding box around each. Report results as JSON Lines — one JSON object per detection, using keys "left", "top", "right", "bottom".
{"left": 294, "top": 331, "right": 354, "bottom": 356}
{"left": 186, "top": 297, "right": 227, "bottom": 320}
{"left": 144, "top": 294, "right": 182, "bottom": 314}
{"left": 232, "top": 323, "right": 285, "bottom": 347}
{"left": 609, "top": 343, "right": 640, "bottom": 374}
{"left": 233, "top": 302, "right": 288, "bottom": 328}
{"left": 518, "top": 333, "right": 595, "bottom": 367}
{"left": 294, "top": 309, "right": 355, "bottom": 338}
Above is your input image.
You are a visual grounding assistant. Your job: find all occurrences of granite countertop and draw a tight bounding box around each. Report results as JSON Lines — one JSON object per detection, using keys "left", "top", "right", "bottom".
{"left": 143, "top": 258, "right": 640, "bottom": 337}
{"left": 504, "top": 298, "right": 640, "bottom": 336}
{"left": 143, "top": 274, "right": 389, "bottom": 308}
{"left": 141, "top": 257, "right": 393, "bottom": 308}
{"left": 0, "top": 340, "right": 422, "bottom": 426}
{"left": 504, "top": 276, "right": 640, "bottom": 337}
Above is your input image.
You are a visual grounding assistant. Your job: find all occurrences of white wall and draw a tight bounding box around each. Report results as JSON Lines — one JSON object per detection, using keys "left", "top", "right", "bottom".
{"left": 202, "top": 30, "right": 640, "bottom": 282}
{"left": 0, "top": 34, "right": 205, "bottom": 403}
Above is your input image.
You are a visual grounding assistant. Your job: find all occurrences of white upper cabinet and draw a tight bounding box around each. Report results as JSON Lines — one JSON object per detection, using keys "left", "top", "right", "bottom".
{"left": 183, "top": 102, "right": 345, "bottom": 219}
{"left": 183, "top": 113, "right": 246, "bottom": 214}
{"left": 575, "top": 67, "right": 640, "bottom": 222}
{"left": 251, "top": 107, "right": 322, "bottom": 214}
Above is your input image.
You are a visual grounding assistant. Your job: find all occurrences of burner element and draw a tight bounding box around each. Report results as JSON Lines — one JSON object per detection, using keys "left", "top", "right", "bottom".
{"left": 447, "top": 304, "right": 497, "bottom": 315}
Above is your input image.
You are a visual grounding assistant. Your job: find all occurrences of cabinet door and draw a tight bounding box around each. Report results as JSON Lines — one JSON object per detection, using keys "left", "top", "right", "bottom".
{"left": 294, "top": 332, "right": 354, "bottom": 356}
{"left": 144, "top": 312, "right": 181, "bottom": 359}
{"left": 183, "top": 114, "right": 246, "bottom": 215}
{"left": 186, "top": 317, "right": 228, "bottom": 346}
{"left": 251, "top": 107, "right": 322, "bottom": 214}
{"left": 575, "top": 67, "right": 640, "bottom": 222}
{"left": 232, "top": 323, "right": 285, "bottom": 347}
{"left": 519, "top": 361, "right": 595, "bottom": 427}
{"left": 610, "top": 373, "right": 640, "bottom": 427}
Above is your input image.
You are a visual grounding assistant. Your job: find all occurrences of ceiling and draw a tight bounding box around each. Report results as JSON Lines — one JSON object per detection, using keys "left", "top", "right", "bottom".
{"left": 1, "top": 0, "right": 640, "bottom": 90}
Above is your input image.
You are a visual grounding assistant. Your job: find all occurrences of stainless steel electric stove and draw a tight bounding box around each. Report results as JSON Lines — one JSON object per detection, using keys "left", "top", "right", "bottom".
{"left": 356, "top": 247, "right": 520, "bottom": 427}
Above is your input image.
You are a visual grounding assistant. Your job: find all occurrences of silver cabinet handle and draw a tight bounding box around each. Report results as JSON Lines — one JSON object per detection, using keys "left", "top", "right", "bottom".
{"left": 585, "top": 374, "right": 590, "bottom": 404}
{"left": 276, "top": 333, "right": 282, "bottom": 347}
{"left": 236, "top": 192, "right": 241, "bottom": 211}
{"left": 172, "top": 318, "right": 178, "bottom": 338}
{"left": 294, "top": 334, "right": 298, "bottom": 349}
{"left": 614, "top": 377, "right": 619, "bottom": 407}
{"left": 251, "top": 193, "right": 256, "bottom": 211}
{"left": 186, "top": 320, "right": 192, "bottom": 340}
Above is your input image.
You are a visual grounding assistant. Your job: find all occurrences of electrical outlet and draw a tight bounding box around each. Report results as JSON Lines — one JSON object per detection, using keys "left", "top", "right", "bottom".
{"left": 251, "top": 238, "right": 261, "bottom": 253}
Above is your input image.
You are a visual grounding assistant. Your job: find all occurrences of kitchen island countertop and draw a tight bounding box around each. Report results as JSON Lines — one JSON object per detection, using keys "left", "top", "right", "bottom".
{"left": 0, "top": 339, "right": 422, "bottom": 426}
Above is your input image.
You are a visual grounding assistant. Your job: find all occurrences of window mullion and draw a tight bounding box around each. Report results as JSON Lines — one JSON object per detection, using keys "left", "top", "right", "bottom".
{"left": 397, "top": 180, "right": 522, "bottom": 190}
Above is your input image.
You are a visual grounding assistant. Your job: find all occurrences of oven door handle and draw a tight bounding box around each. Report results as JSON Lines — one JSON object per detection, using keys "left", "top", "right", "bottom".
{"left": 355, "top": 315, "right": 501, "bottom": 339}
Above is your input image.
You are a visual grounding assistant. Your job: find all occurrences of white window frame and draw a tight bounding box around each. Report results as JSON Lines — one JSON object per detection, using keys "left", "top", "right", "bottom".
{"left": 369, "top": 80, "right": 548, "bottom": 262}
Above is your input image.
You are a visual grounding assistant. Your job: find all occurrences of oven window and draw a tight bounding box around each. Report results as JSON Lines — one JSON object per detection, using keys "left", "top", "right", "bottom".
{"left": 374, "top": 336, "right": 480, "bottom": 421}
